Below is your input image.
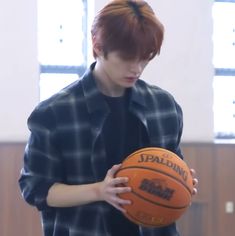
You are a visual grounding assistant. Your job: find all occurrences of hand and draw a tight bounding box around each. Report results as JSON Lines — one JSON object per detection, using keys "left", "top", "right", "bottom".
{"left": 98, "top": 164, "right": 132, "bottom": 213}
{"left": 190, "top": 168, "right": 198, "bottom": 195}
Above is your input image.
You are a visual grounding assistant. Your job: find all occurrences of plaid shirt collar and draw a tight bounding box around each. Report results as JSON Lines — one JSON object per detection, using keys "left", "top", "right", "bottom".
{"left": 81, "top": 62, "right": 148, "bottom": 115}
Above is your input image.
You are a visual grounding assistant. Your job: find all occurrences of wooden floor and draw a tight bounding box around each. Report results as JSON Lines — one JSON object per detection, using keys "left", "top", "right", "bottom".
{"left": 0, "top": 142, "right": 235, "bottom": 236}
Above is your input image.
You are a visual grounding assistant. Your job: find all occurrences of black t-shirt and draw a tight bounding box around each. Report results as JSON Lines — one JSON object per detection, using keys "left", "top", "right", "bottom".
{"left": 102, "top": 91, "right": 149, "bottom": 236}
{"left": 103, "top": 91, "right": 149, "bottom": 168}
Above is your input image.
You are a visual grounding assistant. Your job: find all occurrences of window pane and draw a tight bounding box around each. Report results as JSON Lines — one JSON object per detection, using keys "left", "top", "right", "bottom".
{"left": 38, "top": 0, "right": 85, "bottom": 66}
{"left": 212, "top": 2, "right": 235, "bottom": 68}
{"left": 40, "top": 73, "right": 79, "bottom": 101}
{"left": 213, "top": 76, "right": 235, "bottom": 138}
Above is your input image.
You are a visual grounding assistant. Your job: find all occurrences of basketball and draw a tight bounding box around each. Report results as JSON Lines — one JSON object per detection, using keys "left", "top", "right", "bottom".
{"left": 115, "top": 147, "right": 194, "bottom": 227}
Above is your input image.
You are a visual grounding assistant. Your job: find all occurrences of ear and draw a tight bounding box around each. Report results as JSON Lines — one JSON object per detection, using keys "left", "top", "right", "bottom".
{"left": 92, "top": 36, "right": 103, "bottom": 57}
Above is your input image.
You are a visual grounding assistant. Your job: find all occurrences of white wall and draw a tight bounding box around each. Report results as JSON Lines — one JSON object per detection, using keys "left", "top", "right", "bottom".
{"left": 145, "top": 0, "right": 214, "bottom": 142}
{"left": 0, "top": 0, "right": 214, "bottom": 142}
{"left": 0, "top": 0, "right": 39, "bottom": 142}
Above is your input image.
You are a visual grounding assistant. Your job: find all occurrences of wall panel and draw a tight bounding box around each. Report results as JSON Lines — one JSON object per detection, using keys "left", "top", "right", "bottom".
{"left": 0, "top": 142, "right": 235, "bottom": 236}
{"left": 177, "top": 144, "right": 215, "bottom": 236}
{"left": 214, "top": 145, "right": 235, "bottom": 236}
{"left": 0, "top": 143, "right": 42, "bottom": 236}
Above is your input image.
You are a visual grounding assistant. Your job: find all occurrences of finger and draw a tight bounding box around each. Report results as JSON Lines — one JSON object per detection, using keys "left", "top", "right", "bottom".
{"left": 193, "top": 178, "right": 198, "bottom": 186}
{"left": 112, "top": 176, "right": 129, "bottom": 186}
{"left": 111, "top": 203, "right": 127, "bottom": 213}
{"left": 107, "top": 164, "right": 122, "bottom": 177}
{"left": 192, "top": 187, "right": 198, "bottom": 195}
{"left": 115, "top": 197, "right": 132, "bottom": 205}
{"left": 113, "top": 186, "right": 131, "bottom": 194}
{"left": 110, "top": 196, "right": 132, "bottom": 208}
{"left": 190, "top": 168, "right": 196, "bottom": 176}
{"left": 106, "top": 185, "right": 130, "bottom": 195}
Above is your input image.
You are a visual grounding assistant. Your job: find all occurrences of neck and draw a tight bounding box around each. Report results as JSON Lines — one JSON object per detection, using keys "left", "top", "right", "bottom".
{"left": 92, "top": 61, "right": 125, "bottom": 97}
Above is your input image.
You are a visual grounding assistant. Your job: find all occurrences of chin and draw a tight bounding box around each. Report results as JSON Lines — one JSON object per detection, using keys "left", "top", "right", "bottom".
{"left": 124, "top": 81, "right": 137, "bottom": 88}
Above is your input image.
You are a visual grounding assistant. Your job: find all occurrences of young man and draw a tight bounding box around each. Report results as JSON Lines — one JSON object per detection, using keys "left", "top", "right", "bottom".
{"left": 19, "top": 1, "right": 197, "bottom": 235}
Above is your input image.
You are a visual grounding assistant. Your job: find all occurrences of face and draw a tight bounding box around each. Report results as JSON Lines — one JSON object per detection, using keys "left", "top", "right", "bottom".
{"left": 94, "top": 51, "right": 149, "bottom": 96}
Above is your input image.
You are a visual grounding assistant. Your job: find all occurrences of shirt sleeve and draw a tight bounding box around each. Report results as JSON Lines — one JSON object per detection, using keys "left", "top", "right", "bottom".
{"left": 174, "top": 102, "right": 184, "bottom": 159}
{"left": 18, "top": 106, "right": 63, "bottom": 211}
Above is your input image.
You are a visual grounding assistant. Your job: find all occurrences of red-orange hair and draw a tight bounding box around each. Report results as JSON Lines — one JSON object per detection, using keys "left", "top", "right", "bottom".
{"left": 91, "top": 0, "right": 164, "bottom": 61}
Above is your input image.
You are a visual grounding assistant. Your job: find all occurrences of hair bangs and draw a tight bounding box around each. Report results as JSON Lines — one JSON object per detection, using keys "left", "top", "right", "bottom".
{"left": 117, "top": 23, "right": 161, "bottom": 61}
{"left": 108, "top": 18, "right": 163, "bottom": 61}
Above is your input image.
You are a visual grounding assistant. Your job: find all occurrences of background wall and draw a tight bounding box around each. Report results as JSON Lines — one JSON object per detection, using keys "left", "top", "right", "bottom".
{"left": 0, "top": 0, "right": 39, "bottom": 142}
{"left": 0, "top": 0, "right": 214, "bottom": 142}
{"left": 145, "top": 0, "right": 214, "bottom": 142}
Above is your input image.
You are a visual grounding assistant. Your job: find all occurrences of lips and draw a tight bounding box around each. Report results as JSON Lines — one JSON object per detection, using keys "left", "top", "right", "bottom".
{"left": 125, "top": 76, "right": 138, "bottom": 82}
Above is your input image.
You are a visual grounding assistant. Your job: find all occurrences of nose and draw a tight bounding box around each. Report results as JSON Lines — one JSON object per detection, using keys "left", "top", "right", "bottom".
{"left": 130, "top": 61, "right": 143, "bottom": 76}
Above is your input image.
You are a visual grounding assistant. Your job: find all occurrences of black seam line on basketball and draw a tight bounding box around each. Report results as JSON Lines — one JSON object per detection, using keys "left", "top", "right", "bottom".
{"left": 125, "top": 212, "right": 166, "bottom": 227}
{"left": 117, "top": 165, "right": 192, "bottom": 195}
{"left": 131, "top": 189, "right": 188, "bottom": 209}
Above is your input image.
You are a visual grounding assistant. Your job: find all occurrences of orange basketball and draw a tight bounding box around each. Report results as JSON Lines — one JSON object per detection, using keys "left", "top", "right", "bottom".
{"left": 115, "top": 147, "right": 194, "bottom": 227}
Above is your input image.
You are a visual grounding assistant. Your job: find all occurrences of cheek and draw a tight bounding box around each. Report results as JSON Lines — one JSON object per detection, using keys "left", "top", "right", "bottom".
{"left": 110, "top": 62, "right": 128, "bottom": 74}
{"left": 141, "top": 61, "right": 149, "bottom": 70}
{"left": 105, "top": 63, "right": 124, "bottom": 78}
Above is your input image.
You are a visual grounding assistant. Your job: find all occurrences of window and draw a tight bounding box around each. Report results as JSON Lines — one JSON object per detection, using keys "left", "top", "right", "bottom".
{"left": 213, "top": 0, "right": 235, "bottom": 140}
{"left": 37, "top": 0, "right": 88, "bottom": 101}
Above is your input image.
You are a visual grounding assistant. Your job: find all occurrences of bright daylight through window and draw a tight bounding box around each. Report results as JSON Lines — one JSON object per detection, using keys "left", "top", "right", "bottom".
{"left": 213, "top": 1, "right": 235, "bottom": 141}
{"left": 37, "top": 0, "right": 88, "bottom": 101}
